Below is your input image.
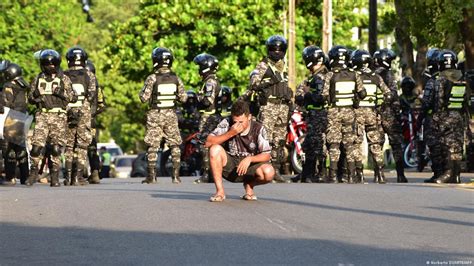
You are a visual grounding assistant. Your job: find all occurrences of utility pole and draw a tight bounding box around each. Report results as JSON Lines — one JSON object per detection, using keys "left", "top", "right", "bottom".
{"left": 322, "top": 0, "right": 332, "bottom": 53}
{"left": 288, "top": 0, "right": 296, "bottom": 92}
{"left": 369, "top": 0, "right": 377, "bottom": 55}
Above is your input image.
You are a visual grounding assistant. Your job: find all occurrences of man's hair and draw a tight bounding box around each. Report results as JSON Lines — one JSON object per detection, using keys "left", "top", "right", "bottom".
{"left": 231, "top": 100, "right": 250, "bottom": 116}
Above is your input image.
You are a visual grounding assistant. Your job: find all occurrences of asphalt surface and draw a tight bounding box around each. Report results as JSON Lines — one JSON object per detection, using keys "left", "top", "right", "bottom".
{"left": 1, "top": 171, "right": 473, "bottom": 266}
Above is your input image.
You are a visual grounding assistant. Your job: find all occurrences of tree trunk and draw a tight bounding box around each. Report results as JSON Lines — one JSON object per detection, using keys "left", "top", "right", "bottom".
{"left": 460, "top": 7, "right": 474, "bottom": 70}
{"left": 394, "top": 0, "right": 414, "bottom": 78}
{"left": 414, "top": 38, "right": 428, "bottom": 94}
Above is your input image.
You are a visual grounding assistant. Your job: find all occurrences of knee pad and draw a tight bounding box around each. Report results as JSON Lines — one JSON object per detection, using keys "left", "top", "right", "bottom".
{"left": 147, "top": 146, "right": 159, "bottom": 162}
{"left": 170, "top": 145, "right": 181, "bottom": 159}
{"left": 30, "top": 145, "right": 43, "bottom": 157}
{"left": 51, "top": 145, "right": 62, "bottom": 157}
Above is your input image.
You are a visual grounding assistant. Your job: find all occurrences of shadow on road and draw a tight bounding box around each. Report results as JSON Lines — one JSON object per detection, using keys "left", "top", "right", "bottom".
{"left": 0, "top": 222, "right": 471, "bottom": 265}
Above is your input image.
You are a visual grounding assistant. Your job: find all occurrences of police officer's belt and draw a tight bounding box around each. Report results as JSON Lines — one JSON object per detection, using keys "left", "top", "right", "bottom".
{"left": 268, "top": 96, "right": 289, "bottom": 104}
{"left": 41, "top": 108, "right": 66, "bottom": 113}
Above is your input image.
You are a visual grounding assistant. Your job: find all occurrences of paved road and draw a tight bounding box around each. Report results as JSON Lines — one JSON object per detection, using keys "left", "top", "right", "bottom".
{"left": 1, "top": 171, "right": 473, "bottom": 266}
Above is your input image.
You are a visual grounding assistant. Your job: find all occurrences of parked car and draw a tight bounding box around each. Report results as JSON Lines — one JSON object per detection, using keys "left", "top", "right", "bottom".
{"left": 110, "top": 155, "right": 137, "bottom": 178}
{"left": 97, "top": 142, "right": 123, "bottom": 159}
{"left": 131, "top": 152, "right": 164, "bottom": 177}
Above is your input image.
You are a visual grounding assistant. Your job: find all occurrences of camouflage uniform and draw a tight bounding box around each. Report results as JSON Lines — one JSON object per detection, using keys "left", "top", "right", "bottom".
{"left": 293, "top": 66, "right": 328, "bottom": 182}
{"left": 323, "top": 68, "right": 365, "bottom": 183}
{"left": 87, "top": 81, "right": 106, "bottom": 184}
{"left": 249, "top": 58, "right": 292, "bottom": 182}
{"left": 63, "top": 66, "right": 97, "bottom": 185}
{"left": 27, "top": 72, "right": 77, "bottom": 186}
{"left": 376, "top": 67, "right": 407, "bottom": 182}
{"left": 196, "top": 74, "right": 221, "bottom": 183}
{"left": 2, "top": 77, "right": 30, "bottom": 185}
{"left": 354, "top": 70, "right": 392, "bottom": 183}
{"left": 420, "top": 72, "right": 444, "bottom": 182}
{"left": 140, "top": 67, "right": 186, "bottom": 184}
{"left": 434, "top": 70, "right": 470, "bottom": 183}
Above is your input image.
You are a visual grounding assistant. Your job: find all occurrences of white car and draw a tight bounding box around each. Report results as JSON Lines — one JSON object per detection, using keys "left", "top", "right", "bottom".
{"left": 110, "top": 155, "right": 137, "bottom": 178}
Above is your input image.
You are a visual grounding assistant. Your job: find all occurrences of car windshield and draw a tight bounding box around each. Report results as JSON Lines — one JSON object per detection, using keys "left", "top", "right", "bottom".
{"left": 116, "top": 158, "right": 133, "bottom": 167}
{"left": 108, "top": 148, "right": 122, "bottom": 157}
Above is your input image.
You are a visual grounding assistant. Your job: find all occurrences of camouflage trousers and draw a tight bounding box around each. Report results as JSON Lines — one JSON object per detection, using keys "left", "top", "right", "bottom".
{"left": 30, "top": 112, "right": 68, "bottom": 170}
{"left": 326, "top": 107, "right": 357, "bottom": 163}
{"left": 64, "top": 108, "right": 93, "bottom": 166}
{"left": 378, "top": 109, "right": 404, "bottom": 163}
{"left": 198, "top": 113, "right": 221, "bottom": 174}
{"left": 354, "top": 108, "right": 384, "bottom": 165}
{"left": 436, "top": 110, "right": 465, "bottom": 161}
{"left": 144, "top": 109, "right": 182, "bottom": 166}
{"left": 259, "top": 102, "right": 290, "bottom": 166}
{"left": 423, "top": 114, "right": 444, "bottom": 169}
{"left": 302, "top": 110, "right": 327, "bottom": 159}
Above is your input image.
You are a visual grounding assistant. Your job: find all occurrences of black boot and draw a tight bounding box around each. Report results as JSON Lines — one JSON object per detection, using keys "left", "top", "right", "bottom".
{"left": 3, "top": 158, "right": 17, "bottom": 186}
{"left": 298, "top": 157, "right": 315, "bottom": 183}
{"left": 436, "top": 158, "right": 453, "bottom": 184}
{"left": 25, "top": 164, "right": 39, "bottom": 186}
{"left": 142, "top": 164, "right": 157, "bottom": 184}
{"left": 314, "top": 158, "right": 327, "bottom": 183}
{"left": 374, "top": 163, "right": 386, "bottom": 184}
{"left": 290, "top": 174, "right": 301, "bottom": 183}
{"left": 272, "top": 163, "right": 290, "bottom": 183}
{"left": 19, "top": 161, "right": 29, "bottom": 185}
{"left": 396, "top": 160, "right": 408, "bottom": 183}
{"left": 451, "top": 160, "right": 461, "bottom": 184}
{"left": 424, "top": 160, "right": 442, "bottom": 183}
{"left": 327, "top": 161, "right": 338, "bottom": 183}
{"left": 194, "top": 171, "right": 210, "bottom": 184}
{"left": 50, "top": 170, "right": 60, "bottom": 187}
{"left": 354, "top": 161, "right": 364, "bottom": 184}
{"left": 171, "top": 162, "right": 181, "bottom": 184}
{"left": 88, "top": 170, "right": 100, "bottom": 184}
{"left": 347, "top": 162, "right": 356, "bottom": 184}
{"left": 337, "top": 158, "right": 348, "bottom": 183}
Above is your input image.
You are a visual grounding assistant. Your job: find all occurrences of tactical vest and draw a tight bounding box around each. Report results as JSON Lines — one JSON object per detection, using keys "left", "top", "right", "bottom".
{"left": 198, "top": 77, "right": 220, "bottom": 114}
{"left": 330, "top": 70, "right": 356, "bottom": 107}
{"left": 216, "top": 100, "right": 232, "bottom": 117}
{"left": 305, "top": 74, "right": 325, "bottom": 110}
{"left": 37, "top": 75, "right": 68, "bottom": 110}
{"left": 447, "top": 82, "right": 466, "bottom": 110}
{"left": 151, "top": 72, "right": 179, "bottom": 109}
{"left": 359, "top": 73, "right": 378, "bottom": 107}
{"left": 65, "top": 69, "right": 89, "bottom": 108}
{"left": 4, "top": 81, "right": 28, "bottom": 112}
{"left": 260, "top": 62, "right": 291, "bottom": 101}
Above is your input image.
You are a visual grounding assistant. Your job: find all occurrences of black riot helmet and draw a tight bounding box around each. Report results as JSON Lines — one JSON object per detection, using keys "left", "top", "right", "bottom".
{"left": 85, "top": 60, "right": 96, "bottom": 74}
{"left": 302, "top": 45, "right": 325, "bottom": 69}
{"left": 351, "top": 49, "right": 372, "bottom": 71}
{"left": 39, "top": 49, "right": 61, "bottom": 75}
{"left": 152, "top": 47, "right": 173, "bottom": 69}
{"left": 66, "top": 46, "right": 88, "bottom": 67}
{"left": 328, "top": 45, "right": 350, "bottom": 68}
{"left": 400, "top": 76, "right": 416, "bottom": 96}
{"left": 193, "top": 53, "right": 218, "bottom": 76}
{"left": 220, "top": 86, "right": 232, "bottom": 104}
{"left": 266, "top": 35, "right": 287, "bottom": 61}
{"left": 373, "top": 48, "right": 396, "bottom": 69}
{"left": 4, "top": 63, "right": 23, "bottom": 81}
{"left": 438, "top": 50, "right": 457, "bottom": 72}
{"left": 0, "top": 60, "right": 9, "bottom": 83}
{"left": 184, "top": 90, "right": 197, "bottom": 107}
{"left": 426, "top": 48, "right": 440, "bottom": 74}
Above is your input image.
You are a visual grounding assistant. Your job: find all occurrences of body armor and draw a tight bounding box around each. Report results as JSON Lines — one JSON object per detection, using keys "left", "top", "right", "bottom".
{"left": 330, "top": 70, "right": 356, "bottom": 107}
{"left": 257, "top": 60, "right": 292, "bottom": 104}
{"left": 151, "top": 72, "right": 179, "bottom": 109}
{"left": 446, "top": 82, "right": 467, "bottom": 110}
{"left": 36, "top": 75, "right": 68, "bottom": 110}
{"left": 359, "top": 72, "right": 379, "bottom": 107}
{"left": 305, "top": 74, "right": 325, "bottom": 110}
{"left": 65, "top": 69, "right": 89, "bottom": 108}
{"left": 198, "top": 76, "right": 220, "bottom": 114}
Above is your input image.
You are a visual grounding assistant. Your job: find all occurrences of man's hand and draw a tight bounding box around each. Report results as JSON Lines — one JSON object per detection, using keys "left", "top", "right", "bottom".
{"left": 236, "top": 157, "right": 252, "bottom": 176}
{"left": 229, "top": 122, "right": 245, "bottom": 136}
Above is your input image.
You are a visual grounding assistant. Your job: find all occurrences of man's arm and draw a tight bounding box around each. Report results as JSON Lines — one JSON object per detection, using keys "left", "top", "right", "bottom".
{"left": 246, "top": 152, "right": 271, "bottom": 163}
{"left": 205, "top": 130, "right": 236, "bottom": 147}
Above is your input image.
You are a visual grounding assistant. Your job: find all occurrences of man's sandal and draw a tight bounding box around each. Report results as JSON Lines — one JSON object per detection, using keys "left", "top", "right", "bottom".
{"left": 209, "top": 194, "right": 226, "bottom": 202}
{"left": 241, "top": 194, "right": 258, "bottom": 201}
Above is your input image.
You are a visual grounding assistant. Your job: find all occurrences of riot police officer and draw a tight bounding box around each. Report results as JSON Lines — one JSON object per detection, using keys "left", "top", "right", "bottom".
{"left": 193, "top": 53, "right": 221, "bottom": 184}
{"left": 248, "top": 35, "right": 292, "bottom": 183}
{"left": 63, "top": 46, "right": 97, "bottom": 186}
{"left": 140, "top": 47, "right": 187, "bottom": 184}
{"left": 322, "top": 45, "right": 366, "bottom": 183}
{"left": 291, "top": 45, "right": 328, "bottom": 183}
{"left": 216, "top": 86, "right": 233, "bottom": 118}
{"left": 373, "top": 48, "right": 407, "bottom": 183}
{"left": 351, "top": 50, "right": 392, "bottom": 183}
{"left": 434, "top": 50, "right": 469, "bottom": 183}
{"left": 85, "top": 60, "right": 105, "bottom": 184}
{"left": 419, "top": 48, "right": 444, "bottom": 182}
{"left": 1, "top": 63, "right": 30, "bottom": 185}
{"left": 25, "top": 49, "right": 77, "bottom": 187}
{"left": 178, "top": 90, "right": 201, "bottom": 136}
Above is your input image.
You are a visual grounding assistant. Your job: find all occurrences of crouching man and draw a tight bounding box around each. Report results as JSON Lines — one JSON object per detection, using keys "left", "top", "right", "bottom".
{"left": 205, "top": 100, "right": 274, "bottom": 202}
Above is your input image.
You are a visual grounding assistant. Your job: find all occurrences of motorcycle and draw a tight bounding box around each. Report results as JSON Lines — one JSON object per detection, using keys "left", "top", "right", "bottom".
{"left": 402, "top": 111, "right": 430, "bottom": 168}
{"left": 286, "top": 109, "right": 307, "bottom": 174}
{"left": 160, "top": 132, "right": 202, "bottom": 177}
